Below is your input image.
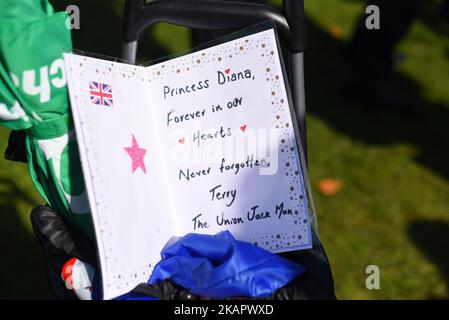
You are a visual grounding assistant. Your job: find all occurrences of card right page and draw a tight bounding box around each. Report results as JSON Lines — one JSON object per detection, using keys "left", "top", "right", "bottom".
{"left": 146, "top": 28, "right": 313, "bottom": 252}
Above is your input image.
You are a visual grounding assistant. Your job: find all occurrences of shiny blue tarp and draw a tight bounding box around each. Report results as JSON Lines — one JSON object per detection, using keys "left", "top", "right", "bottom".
{"left": 146, "top": 231, "right": 305, "bottom": 298}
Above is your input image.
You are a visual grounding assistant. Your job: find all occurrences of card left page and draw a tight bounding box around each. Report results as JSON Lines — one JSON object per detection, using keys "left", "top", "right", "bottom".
{"left": 64, "top": 53, "right": 175, "bottom": 300}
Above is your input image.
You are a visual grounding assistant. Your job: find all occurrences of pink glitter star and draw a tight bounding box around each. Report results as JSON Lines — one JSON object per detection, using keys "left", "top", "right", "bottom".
{"left": 124, "top": 134, "right": 147, "bottom": 174}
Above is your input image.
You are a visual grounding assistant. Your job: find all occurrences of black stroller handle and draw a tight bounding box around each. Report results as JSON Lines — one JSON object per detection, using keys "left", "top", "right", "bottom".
{"left": 123, "top": 0, "right": 305, "bottom": 53}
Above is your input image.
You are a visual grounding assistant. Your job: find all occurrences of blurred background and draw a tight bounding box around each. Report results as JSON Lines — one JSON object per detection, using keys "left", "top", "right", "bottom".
{"left": 1, "top": 0, "right": 448, "bottom": 299}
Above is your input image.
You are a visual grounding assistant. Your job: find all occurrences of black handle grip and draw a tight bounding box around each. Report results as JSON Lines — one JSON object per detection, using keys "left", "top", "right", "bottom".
{"left": 123, "top": 0, "right": 304, "bottom": 53}
{"left": 284, "top": 0, "right": 305, "bottom": 53}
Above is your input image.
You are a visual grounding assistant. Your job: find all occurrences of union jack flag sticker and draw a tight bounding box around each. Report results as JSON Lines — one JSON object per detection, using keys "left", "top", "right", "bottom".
{"left": 89, "top": 81, "right": 113, "bottom": 106}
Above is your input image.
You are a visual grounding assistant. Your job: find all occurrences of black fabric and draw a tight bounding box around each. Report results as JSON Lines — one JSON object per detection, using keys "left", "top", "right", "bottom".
{"left": 4, "top": 130, "right": 27, "bottom": 163}
{"left": 131, "top": 267, "right": 334, "bottom": 300}
{"left": 30, "top": 205, "right": 97, "bottom": 300}
{"left": 191, "top": 0, "right": 269, "bottom": 46}
{"left": 278, "top": 231, "right": 336, "bottom": 300}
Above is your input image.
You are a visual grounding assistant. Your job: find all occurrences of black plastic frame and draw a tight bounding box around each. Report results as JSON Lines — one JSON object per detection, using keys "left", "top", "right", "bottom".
{"left": 122, "top": 0, "right": 305, "bottom": 53}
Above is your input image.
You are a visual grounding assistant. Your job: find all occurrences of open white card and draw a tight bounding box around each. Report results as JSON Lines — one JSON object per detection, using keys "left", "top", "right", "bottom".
{"left": 64, "top": 27, "right": 313, "bottom": 299}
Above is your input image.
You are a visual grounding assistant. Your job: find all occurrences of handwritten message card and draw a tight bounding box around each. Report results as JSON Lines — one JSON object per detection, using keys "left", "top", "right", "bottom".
{"left": 64, "top": 28, "right": 312, "bottom": 299}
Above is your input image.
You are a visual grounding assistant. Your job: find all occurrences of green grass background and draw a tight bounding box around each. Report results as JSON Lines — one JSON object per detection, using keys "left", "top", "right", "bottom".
{"left": 1, "top": 0, "right": 448, "bottom": 299}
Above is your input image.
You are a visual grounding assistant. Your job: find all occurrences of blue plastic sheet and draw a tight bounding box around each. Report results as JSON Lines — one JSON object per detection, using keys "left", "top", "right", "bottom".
{"left": 148, "top": 231, "right": 305, "bottom": 298}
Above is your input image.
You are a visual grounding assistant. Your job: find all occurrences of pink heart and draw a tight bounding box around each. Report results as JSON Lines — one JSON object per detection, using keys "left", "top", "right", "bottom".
{"left": 179, "top": 137, "right": 185, "bottom": 144}
{"left": 225, "top": 68, "right": 231, "bottom": 74}
{"left": 240, "top": 124, "right": 247, "bottom": 132}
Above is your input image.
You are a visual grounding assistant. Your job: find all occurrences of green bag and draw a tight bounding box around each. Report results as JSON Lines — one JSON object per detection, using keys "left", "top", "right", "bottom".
{"left": 0, "top": 0, "right": 93, "bottom": 237}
